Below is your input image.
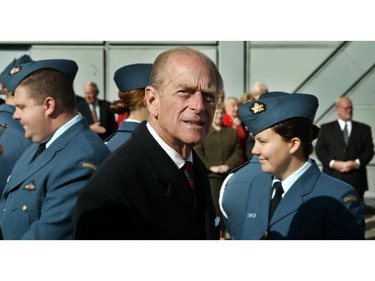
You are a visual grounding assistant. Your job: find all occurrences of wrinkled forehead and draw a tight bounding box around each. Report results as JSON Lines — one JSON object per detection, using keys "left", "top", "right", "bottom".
{"left": 166, "top": 55, "right": 217, "bottom": 87}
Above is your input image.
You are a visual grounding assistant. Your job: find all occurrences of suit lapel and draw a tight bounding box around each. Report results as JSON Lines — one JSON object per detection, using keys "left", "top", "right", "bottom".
{"left": 98, "top": 100, "right": 104, "bottom": 123}
{"left": 347, "top": 121, "right": 359, "bottom": 147}
{"left": 243, "top": 174, "right": 273, "bottom": 238}
{"left": 3, "top": 119, "right": 84, "bottom": 196}
{"left": 132, "top": 123, "right": 202, "bottom": 237}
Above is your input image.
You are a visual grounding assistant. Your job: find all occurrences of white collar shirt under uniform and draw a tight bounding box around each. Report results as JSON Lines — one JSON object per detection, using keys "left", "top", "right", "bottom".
{"left": 45, "top": 114, "right": 82, "bottom": 148}
{"left": 272, "top": 159, "right": 312, "bottom": 198}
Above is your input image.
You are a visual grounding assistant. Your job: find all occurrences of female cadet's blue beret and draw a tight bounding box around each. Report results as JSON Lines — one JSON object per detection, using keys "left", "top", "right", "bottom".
{"left": 239, "top": 91, "right": 319, "bottom": 137}
{"left": 114, "top": 63, "right": 152, "bottom": 92}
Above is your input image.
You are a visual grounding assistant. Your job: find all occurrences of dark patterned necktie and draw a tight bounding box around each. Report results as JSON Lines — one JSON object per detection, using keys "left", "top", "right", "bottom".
{"left": 269, "top": 181, "right": 284, "bottom": 220}
{"left": 183, "top": 161, "right": 195, "bottom": 190}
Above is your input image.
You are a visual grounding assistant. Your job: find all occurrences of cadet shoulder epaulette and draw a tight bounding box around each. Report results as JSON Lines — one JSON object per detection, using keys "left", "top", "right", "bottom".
{"left": 343, "top": 195, "right": 358, "bottom": 202}
{"left": 82, "top": 162, "right": 97, "bottom": 170}
{"left": 229, "top": 159, "right": 252, "bottom": 174}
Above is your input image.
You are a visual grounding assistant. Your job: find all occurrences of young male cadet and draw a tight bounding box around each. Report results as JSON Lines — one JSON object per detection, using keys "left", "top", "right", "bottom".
{"left": 0, "top": 56, "right": 110, "bottom": 239}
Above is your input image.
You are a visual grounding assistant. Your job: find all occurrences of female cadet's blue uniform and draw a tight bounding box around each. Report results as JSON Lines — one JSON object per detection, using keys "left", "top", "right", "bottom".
{"left": 220, "top": 91, "right": 365, "bottom": 240}
{"left": 221, "top": 158, "right": 365, "bottom": 239}
{"left": 105, "top": 121, "right": 140, "bottom": 152}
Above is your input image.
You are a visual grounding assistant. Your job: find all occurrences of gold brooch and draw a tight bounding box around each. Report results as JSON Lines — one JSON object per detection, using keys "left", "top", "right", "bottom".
{"left": 250, "top": 102, "right": 266, "bottom": 115}
{"left": 9, "top": 66, "right": 21, "bottom": 75}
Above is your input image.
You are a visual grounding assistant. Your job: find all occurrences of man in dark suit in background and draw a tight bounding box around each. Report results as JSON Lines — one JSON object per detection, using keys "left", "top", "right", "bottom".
{"left": 315, "top": 96, "right": 374, "bottom": 203}
{"left": 77, "top": 82, "right": 117, "bottom": 140}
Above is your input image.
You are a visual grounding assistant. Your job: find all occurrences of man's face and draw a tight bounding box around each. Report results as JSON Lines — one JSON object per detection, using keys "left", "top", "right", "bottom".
{"left": 147, "top": 54, "right": 218, "bottom": 152}
{"left": 336, "top": 98, "right": 353, "bottom": 122}
{"left": 84, "top": 85, "right": 98, "bottom": 104}
{"left": 13, "top": 85, "right": 49, "bottom": 143}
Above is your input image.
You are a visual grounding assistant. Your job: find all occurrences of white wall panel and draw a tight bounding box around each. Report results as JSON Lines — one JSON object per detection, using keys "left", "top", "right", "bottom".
{"left": 30, "top": 46, "right": 105, "bottom": 99}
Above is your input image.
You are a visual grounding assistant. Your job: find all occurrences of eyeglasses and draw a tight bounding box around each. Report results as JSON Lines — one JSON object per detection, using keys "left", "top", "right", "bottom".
{"left": 0, "top": 123, "right": 7, "bottom": 140}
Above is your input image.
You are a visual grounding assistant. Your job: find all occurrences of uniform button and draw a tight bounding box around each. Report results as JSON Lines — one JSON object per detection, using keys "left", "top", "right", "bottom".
{"left": 22, "top": 205, "right": 28, "bottom": 211}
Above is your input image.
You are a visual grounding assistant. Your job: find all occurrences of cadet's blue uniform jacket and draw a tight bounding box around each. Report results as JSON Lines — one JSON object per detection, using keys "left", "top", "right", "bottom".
{"left": 105, "top": 121, "right": 140, "bottom": 152}
{"left": 0, "top": 117, "right": 110, "bottom": 240}
{"left": 221, "top": 158, "right": 365, "bottom": 239}
{"left": 0, "top": 104, "right": 32, "bottom": 192}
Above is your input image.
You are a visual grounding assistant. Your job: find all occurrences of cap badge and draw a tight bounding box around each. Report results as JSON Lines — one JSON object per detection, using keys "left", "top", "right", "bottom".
{"left": 250, "top": 102, "right": 266, "bottom": 115}
{"left": 9, "top": 66, "right": 21, "bottom": 75}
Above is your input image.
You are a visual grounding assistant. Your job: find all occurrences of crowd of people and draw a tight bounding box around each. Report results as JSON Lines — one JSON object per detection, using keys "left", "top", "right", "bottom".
{"left": 0, "top": 47, "right": 373, "bottom": 240}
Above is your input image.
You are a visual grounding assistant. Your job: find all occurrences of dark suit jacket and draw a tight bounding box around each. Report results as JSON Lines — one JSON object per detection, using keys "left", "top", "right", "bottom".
{"left": 315, "top": 120, "right": 374, "bottom": 195}
{"left": 73, "top": 122, "right": 220, "bottom": 240}
{"left": 77, "top": 99, "right": 117, "bottom": 140}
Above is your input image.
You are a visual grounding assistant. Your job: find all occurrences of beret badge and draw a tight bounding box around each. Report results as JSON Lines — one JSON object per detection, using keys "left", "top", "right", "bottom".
{"left": 9, "top": 66, "right": 21, "bottom": 75}
{"left": 250, "top": 102, "right": 266, "bottom": 115}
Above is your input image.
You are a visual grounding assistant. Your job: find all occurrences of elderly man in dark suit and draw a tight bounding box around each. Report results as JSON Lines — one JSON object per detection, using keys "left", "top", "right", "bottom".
{"left": 73, "top": 47, "right": 223, "bottom": 239}
{"left": 315, "top": 97, "right": 374, "bottom": 202}
{"left": 77, "top": 82, "right": 117, "bottom": 140}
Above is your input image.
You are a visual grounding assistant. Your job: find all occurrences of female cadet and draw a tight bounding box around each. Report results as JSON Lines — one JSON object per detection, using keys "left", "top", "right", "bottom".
{"left": 220, "top": 91, "right": 365, "bottom": 239}
{"left": 105, "top": 63, "right": 152, "bottom": 152}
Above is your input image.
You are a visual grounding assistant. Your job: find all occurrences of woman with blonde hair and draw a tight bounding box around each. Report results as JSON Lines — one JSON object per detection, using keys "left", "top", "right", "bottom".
{"left": 222, "top": 96, "right": 247, "bottom": 164}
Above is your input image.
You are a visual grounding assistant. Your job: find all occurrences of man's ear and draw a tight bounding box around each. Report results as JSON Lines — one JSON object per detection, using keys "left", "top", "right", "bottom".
{"left": 145, "top": 86, "right": 159, "bottom": 117}
{"left": 44, "top": 97, "right": 55, "bottom": 116}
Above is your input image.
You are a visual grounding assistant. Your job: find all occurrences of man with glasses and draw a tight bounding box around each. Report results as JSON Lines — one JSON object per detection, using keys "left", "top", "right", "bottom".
{"left": 316, "top": 97, "right": 374, "bottom": 202}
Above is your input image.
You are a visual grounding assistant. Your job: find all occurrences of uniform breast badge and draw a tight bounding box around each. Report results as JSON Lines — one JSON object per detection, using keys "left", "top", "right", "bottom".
{"left": 24, "top": 180, "right": 36, "bottom": 191}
